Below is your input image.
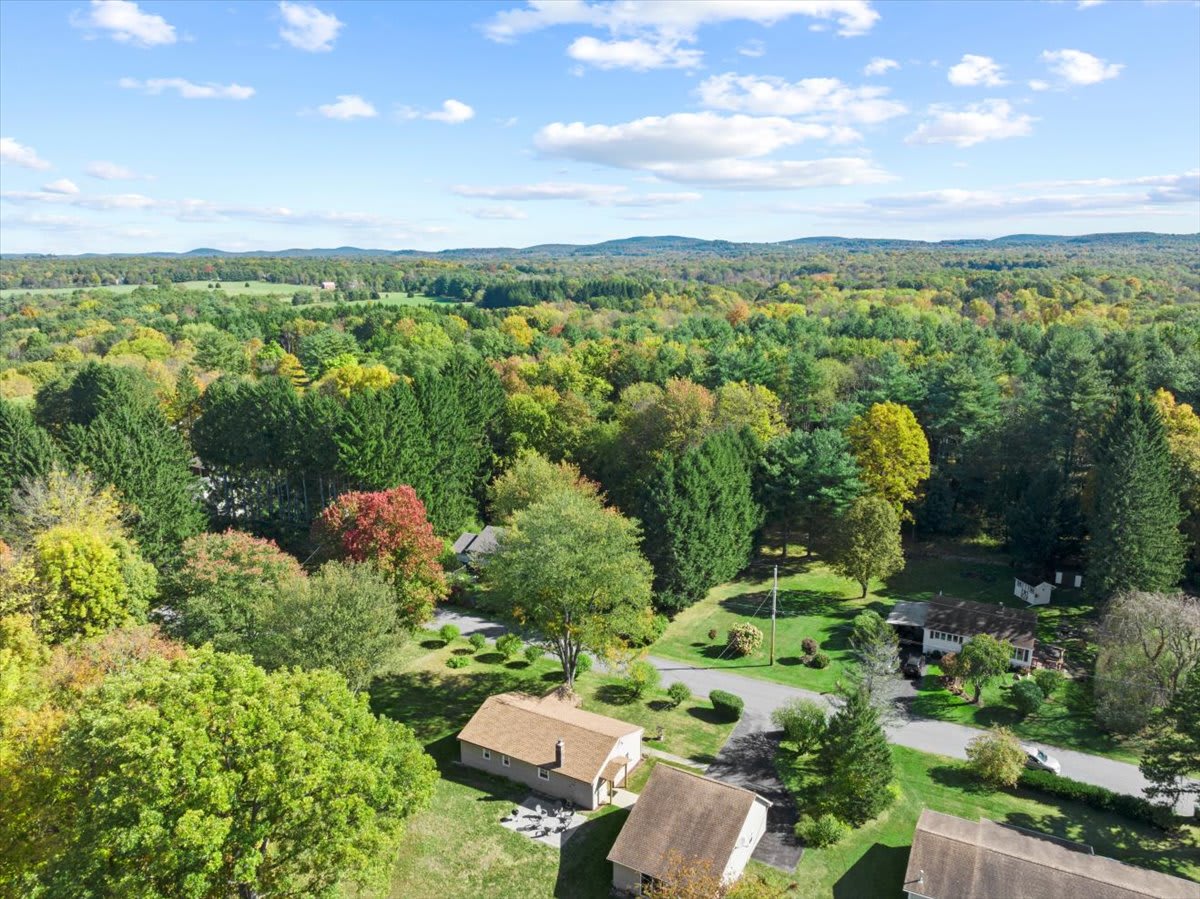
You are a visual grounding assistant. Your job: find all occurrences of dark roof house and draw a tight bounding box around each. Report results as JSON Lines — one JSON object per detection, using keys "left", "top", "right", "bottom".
{"left": 923, "top": 596, "right": 1037, "bottom": 649}
{"left": 452, "top": 525, "right": 504, "bottom": 565}
{"left": 903, "top": 809, "right": 1199, "bottom": 899}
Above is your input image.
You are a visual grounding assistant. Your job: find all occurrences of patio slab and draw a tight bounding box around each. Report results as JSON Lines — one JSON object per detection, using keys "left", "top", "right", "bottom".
{"left": 499, "top": 794, "right": 587, "bottom": 849}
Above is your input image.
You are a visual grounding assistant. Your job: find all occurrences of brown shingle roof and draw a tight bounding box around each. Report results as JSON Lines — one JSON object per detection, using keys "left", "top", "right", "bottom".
{"left": 457, "top": 692, "right": 640, "bottom": 784}
{"left": 925, "top": 597, "right": 1037, "bottom": 649}
{"left": 607, "top": 765, "right": 770, "bottom": 881}
{"left": 905, "top": 809, "right": 1200, "bottom": 899}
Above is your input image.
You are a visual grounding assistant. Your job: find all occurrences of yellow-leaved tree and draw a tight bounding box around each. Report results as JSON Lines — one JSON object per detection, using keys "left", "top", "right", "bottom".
{"left": 845, "top": 401, "right": 931, "bottom": 521}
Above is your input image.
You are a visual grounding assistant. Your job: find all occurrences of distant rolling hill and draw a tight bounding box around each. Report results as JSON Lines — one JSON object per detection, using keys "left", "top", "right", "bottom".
{"left": 4, "top": 232, "right": 1196, "bottom": 260}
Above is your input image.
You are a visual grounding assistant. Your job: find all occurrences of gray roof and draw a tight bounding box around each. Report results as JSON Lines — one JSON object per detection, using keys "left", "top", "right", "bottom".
{"left": 925, "top": 596, "right": 1037, "bottom": 649}
{"left": 453, "top": 525, "right": 505, "bottom": 558}
{"left": 905, "top": 809, "right": 1199, "bottom": 899}
{"left": 607, "top": 765, "right": 769, "bottom": 881}
{"left": 887, "top": 600, "right": 929, "bottom": 628}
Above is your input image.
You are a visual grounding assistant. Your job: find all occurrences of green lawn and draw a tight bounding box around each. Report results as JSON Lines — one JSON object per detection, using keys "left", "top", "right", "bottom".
{"left": 366, "top": 629, "right": 735, "bottom": 898}
{"left": 772, "top": 745, "right": 1200, "bottom": 899}
{"left": 653, "top": 556, "right": 1136, "bottom": 760}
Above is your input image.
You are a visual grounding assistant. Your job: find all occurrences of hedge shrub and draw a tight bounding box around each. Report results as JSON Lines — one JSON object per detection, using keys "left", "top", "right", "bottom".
{"left": 801, "top": 637, "right": 819, "bottom": 657}
{"left": 438, "top": 623, "right": 460, "bottom": 645}
{"left": 797, "top": 813, "right": 847, "bottom": 848}
{"left": 710, "top": 689, "right": 744, "bottom": 721}
{"left": 667, "top": 681, "right": 691, "bottom": 708}
{"left": 809, "top": 651, "right": 830, "bottom": 669}
{"left": 468, "top": 633, "right": 487, "bottom": 652}
{"left": 1018, "top": 769, "right": 1176, "bottom": 830}
{"left": 575, "top": 653, "right": 593, "bottom": 675}
{"left": 446, "top": 655, "right": 471, "bottom": 669}
{"left": 495, "top": 633, "right": 522, "bottom": 659}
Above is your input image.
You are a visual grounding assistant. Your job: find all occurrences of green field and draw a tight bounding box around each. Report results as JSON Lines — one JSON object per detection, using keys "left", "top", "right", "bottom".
{"left": 0, "top": 280, "right": 451, "bottom": 306}
{"left": 772, "top": 745, "right": 1199, "bottom": 898}
{"left": 652, "top": 554, "right": 1136, "bottom": 760}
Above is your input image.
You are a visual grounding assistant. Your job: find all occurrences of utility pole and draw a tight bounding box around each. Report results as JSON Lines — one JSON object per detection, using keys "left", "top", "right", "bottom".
{"left": 770, "top": 565, "right": 778, "bottom": 666}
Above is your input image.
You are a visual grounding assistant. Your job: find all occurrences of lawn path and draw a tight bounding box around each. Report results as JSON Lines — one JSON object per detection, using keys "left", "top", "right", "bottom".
{"left": 430, "top": 608, "right": 1195, "bottom": 816}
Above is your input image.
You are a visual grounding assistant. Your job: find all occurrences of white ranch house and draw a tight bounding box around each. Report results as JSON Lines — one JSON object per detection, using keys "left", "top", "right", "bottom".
{"left": 887, "top": 595, "right": 1037, "bottom": 669}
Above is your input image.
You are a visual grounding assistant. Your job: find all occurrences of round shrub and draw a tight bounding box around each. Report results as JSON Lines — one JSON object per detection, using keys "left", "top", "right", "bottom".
{"left": 446, "top": 655, "right": 471, "bottom": 669}
{"left": 438, "top": 623, "right": 460, "bottom": 645}
{"left": 523, "top": 643, "right": 544, "bottom": 664}
{"left": 627, "top": 659, "right": 660, "bottom": 698}
{"left": 771, "top": 699, "right": 827, "bottom": 753}
{"left": 797, "top": 813, "right": 847, "bottom": 848}
{"left": 726, "top": 622, "right": 764, "bottom": 657}
{"left": 808, "top": 651, "right": 830, "bottom": 669}
{"left": 495, "top": 633, "right": 522, "bottom": 660}
{"left": 1011, "top": 679, "right": 1044, "bottom": 717}
{"left": 801, "top": 637, "right": 819, "bottom": 657}
{"left": 707, "top": 628, "right": 719, "bottom": 641}
{"left": 710, "top": 689, "right": 744, "bottom": 721}
{"left": 667, "top": 681, "right": 691, "bottom": 708}
{"left": 1033, "top": 668, "right": 1064, "bottom": 700}
{"left": 468, "top": 633, "right": 487, "bottom": 652}
{"left": 575, "top": 653, "right": 593, "bottom": 676}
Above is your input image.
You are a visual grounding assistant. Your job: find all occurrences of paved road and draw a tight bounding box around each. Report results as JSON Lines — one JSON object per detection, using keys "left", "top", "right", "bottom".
{"left": 430, "top": 609, "right": 1195, "bottom": 817}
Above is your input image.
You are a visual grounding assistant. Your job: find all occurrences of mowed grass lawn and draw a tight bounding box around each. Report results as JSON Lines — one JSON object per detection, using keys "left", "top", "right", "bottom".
{"left": 773, "top": 745, "right": 1200, "bottom": 899}
{"left": 653, "top": 555, "right": 1138, "bottom": 760}
{"left": 366, "top": 630, "right": 736, "bottom": 899}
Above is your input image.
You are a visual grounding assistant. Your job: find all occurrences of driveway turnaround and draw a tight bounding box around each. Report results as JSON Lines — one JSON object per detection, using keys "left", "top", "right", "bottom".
{"left": 705, "top": 714, "right": 803, "bottom": 871}
{"left": 429, "top": 609, "right": 1195, "bottom": 817}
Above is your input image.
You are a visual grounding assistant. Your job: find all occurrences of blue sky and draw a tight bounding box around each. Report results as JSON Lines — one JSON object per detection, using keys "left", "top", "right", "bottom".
{"left": 1, "top": 0, "right": 1197, "bottom": 253}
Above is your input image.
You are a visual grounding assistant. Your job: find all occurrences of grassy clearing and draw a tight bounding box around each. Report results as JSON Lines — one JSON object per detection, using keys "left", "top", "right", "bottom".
{"left": 653, "top": 555, "right": 1134, "bottom": 760}
{"left": 367, "top": 629, "right": 736, "bottom": 898}
{"left": 773, "top": 745, "right": 1200, "bottom": 898}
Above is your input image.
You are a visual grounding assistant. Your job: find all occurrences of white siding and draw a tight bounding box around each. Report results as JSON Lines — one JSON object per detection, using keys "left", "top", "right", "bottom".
{"left": 612, "top": 862, "right": 642, "bottom": 894}
{"left": 923, "top": 629, "right": 1032, "bottom": 668}
{"left": 722, "top": 799, "right": 769, "bottom": 883}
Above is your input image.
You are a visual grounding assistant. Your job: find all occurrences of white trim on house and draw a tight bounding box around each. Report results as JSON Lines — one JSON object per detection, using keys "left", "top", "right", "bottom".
{"left": 501, "top": 754, "right": 510, "bottom": 767}
{"left": 482, "top": 748, "right": 491, "bottom": 760}
{"left": 923, "top": 628, "right": 1032, "bottom": 668}
{"left": 538, "top": 767, "right": 550, "bottom": 780}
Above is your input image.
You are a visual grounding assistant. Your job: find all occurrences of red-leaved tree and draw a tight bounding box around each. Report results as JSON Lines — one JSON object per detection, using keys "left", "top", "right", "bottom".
{"left": 314, "top": 486, "right": 447, "bottom": 629}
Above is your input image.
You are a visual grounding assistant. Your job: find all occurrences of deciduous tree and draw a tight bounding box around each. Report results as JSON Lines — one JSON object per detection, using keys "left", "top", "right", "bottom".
{"left": 958, "top": 634, "right": 1013, "bottom": 706}
{"left": 826, "top": 495, "right": 904, "bottom": 598}
{"left": 845, "top": 401, "right": 930, "bottom": 520}
{"left": 966, "top": 727, "right": 1026, "bottom": 788}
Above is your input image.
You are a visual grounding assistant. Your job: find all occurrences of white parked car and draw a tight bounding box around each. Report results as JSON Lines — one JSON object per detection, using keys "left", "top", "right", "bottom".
{"left": 1021, "top": 744, "right": 1061, "bottom": 775}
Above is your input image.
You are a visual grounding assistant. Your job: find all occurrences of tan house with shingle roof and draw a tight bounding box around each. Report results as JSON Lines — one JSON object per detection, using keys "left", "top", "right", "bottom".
{"left": 458, "top": 692, "right": 642, "bottom": 809}
{"left": 904, "top": 809, "right": 1200, "bottom": 899}
{"left": 608, "top": 765, "right": 771, "bottom": 896}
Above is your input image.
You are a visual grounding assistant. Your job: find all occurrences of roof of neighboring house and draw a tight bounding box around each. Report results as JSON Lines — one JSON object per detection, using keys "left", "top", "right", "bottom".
{"left": 452, "top": 525, "right": 504, "bottom": 557}
{"left": 887, "top": 600, "right": 930, "bottom": 628}
{"left": 924, "top": 596, "right": 1037, "bottom": 649}
{"left": 458, "top": 692, "right": 641, "bottom": 784}
{"left": 904, "top": 809, "right": 1200, "bottom": 899}
{"left": 607, "top": 765, "right": 771, "bottom": 882}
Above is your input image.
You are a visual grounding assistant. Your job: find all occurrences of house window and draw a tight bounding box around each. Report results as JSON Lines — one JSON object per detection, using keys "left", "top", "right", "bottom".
{"left": 482, "top": 748, "right": 491, "bottom": 760}
{"left": 501, "top": 754, "right": 510, "bottom": 767}
{"left": 538, "top": 767, "right": 549, "bottom": 780}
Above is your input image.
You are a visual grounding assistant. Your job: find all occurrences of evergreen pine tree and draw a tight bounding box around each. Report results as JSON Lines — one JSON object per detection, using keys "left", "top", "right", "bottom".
{"left": 641, "top": 429, "right": 761, "bottom": 612}
{"left": 334, "top": 380, "right": 432, "bottom": 494}
{"left": 1140, "top": 664, "right": 1200, "bottom": 807}
{"left": 414, "top": 365, "right": 478, "bottom": 533}
{"left": 816, "top": 688, "right": 895, "bottom": 826}
{"left": 0, "top": 399, "right": 59, "bottom": 519}
{"left": 68, "top": 402, "right": 205, "bottom": 565}
{"left": 1087, "top": 393, "right": 1186, "bottom": 598}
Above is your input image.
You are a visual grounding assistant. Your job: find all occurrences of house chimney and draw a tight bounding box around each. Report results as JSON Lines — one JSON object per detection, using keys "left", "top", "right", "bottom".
{"left": 555, "top": 739, "right": 564, "bottom": 768}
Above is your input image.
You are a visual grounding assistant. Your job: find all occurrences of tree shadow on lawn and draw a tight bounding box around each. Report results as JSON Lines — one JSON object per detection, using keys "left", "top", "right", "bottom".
{"left": 719, "top": 589, "right": 850, "bottom": 620}
{"left": 1000, "top": 811, "right": 1198, "bottom": 879}
{"left": 554, "top": 807, "right": 631, "bottom": 899}
{"left": 420, "top": 639, "right": 444, "bottom": 649}
{"left": 833, "top": 843, "right": 911, "bottom": 899}
{"left": 595, "top": 683, "right": 637, "bottom": 706}
{"left": 927, "top": 763, "right": 997, "bottom": 796}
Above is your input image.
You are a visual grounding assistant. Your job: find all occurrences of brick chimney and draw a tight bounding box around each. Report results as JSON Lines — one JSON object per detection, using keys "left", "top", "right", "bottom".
{"left": 555, "top": 738, "right": 564, "bottom": 768}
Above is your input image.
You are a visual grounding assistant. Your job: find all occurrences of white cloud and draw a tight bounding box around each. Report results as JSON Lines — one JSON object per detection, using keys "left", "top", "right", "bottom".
{"left": 738, "top": 39, "right": 766, "bottom": 58}
{"left": 906, "top": 100, "right": 1034, "bottom": 148}
{"left": 425, "top": 99, "right": 476, "bottom": 124}
{"left": 1041, "top": 49, "right": 1122, "bottom": 85}
{"left": 42, "top": 178, "right": 80, "bottom": 195}
{"left": 71, "top": 0, "right": 176, "bottom": 47}
{"left": 118, "top": 77, "right": 255, "bottom": 100}
{"left": 567, "top": 35, "right": 702, "bottom": 70}
{"left": 485, "top": 1, "right": 881, "bottom": 42}
{"left": 0, "top": 137, "right": 51, "bottom": 170}
{"left": 278, "top": 1, "right": 343, "bottom": 52}
{"left": 947, "top": 54, "right": 1007, "bottom": 87}
{"left": 317, "top": 95, "right": 377, "bottom": 119}
{"left": 85, "top": 160, "right": 143, "bottom": 180}
{"left": 536, "top": 113, "right": 854, "bottom": 168}
{"left": 863, "top": 57, "right": 898, "bottom": 76}
{"left": 641, "top": 157, "right": 893, "bottom": 189}
{"left": 1028, "top": 79, "right": 1050, "bottom": 91}
{"left": 1076, "top": 1, "right": 1105, "bottom": 9}
{"left": 697, "top": 73, "right": 906, "bottom": 124}
{"left": 468, "top": 206, "right": 528, "bottom": 220}
{"left": 451, "top": 182, "right": 704, "bottom": 206}
{"left": 809, "top": 170, "right": 1200, "bottom": 222}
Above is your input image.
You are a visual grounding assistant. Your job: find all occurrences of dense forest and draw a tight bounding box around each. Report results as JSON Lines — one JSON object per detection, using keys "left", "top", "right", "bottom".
{"left": 2, "top": 236, "right": 1198, "bottom": 895}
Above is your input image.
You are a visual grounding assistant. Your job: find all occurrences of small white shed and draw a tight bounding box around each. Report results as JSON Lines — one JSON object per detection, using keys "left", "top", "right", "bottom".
{"left": 1014, "top": 577, "right": 1053, "bottom": 606}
